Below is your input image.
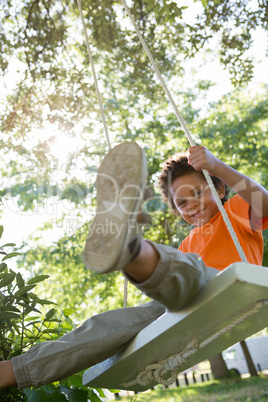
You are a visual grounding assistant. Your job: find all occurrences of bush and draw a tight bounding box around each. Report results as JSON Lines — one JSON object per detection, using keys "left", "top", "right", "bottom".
{"left": 0, "top": 225, "right": 105, "bottom": 401}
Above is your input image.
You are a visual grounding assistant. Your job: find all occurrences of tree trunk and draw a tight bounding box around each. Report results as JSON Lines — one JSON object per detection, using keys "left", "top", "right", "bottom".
{"left": 209, "top": 353, "right": 229, "bottom": 379}
{"left": 240, "top": 340, "right": 258, "bottom": 376}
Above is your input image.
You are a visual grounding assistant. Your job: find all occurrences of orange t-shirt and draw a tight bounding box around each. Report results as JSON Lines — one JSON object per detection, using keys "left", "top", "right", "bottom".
{"left": 179, "top": 195, "right": 268, "bottom": 271}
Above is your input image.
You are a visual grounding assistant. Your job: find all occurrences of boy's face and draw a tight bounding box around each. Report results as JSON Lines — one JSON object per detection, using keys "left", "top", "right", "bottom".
{"left": 170, "top": 173, "right": 225, "bottom": 227}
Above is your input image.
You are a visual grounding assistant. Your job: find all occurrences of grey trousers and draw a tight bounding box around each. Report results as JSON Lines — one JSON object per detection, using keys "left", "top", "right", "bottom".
{"left": 12, "top": 242, "right": 218, "bottom": 389}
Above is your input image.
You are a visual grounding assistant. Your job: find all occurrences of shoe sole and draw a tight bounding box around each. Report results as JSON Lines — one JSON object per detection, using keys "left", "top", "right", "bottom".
{"left": 83, "top": 142, "right": 148, "bottom": 273}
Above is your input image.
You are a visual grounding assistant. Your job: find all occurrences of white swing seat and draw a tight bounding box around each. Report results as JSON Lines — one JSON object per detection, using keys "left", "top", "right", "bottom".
{"left": 82, "top": 262, "right": 268, "bottom": 391}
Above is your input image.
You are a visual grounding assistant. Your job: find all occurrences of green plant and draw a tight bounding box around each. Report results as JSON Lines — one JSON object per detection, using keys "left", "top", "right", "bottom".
{"left": 0, "top": 225, "right": 106, "bottom": 401}
{"left": 0, "top": 225, "right": 60, "bottom": 358}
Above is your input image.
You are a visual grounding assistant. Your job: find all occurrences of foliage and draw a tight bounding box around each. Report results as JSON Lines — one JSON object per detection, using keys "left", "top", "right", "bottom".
{"left": 193, "top": 86, "right": 268, "bottom": 178}
{"left": 0, "top": 234, "right": 57, "bottom": 364}
{"left": 0, "top": 224, "right": 105, "bottom": 401}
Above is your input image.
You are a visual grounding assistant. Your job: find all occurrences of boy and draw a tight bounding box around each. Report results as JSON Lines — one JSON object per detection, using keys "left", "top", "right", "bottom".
{"left": 159, "top": 145, "right": 268, "bottom": 269}
{"left": 1, "top": 142, "right": 267, "bottom": 389}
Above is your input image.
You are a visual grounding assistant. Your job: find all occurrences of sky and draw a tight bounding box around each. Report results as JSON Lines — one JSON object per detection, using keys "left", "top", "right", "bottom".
{"left": 1, "top": 1, "right": 268, "bottom": 255}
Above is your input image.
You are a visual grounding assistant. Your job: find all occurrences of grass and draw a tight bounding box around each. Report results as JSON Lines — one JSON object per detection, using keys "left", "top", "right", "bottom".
{"left": 119, "top": 375, "right": 268, "bottom": 401}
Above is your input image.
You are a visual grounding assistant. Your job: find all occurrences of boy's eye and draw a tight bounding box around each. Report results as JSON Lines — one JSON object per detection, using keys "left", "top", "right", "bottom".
{"left": 193, "top": 189, "right": 204, "bottom": 198}
{"left": 178, "top": 200, "right": 186, "bottom": 208}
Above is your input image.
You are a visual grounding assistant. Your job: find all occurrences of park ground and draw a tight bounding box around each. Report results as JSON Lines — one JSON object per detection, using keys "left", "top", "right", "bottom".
{"left": 117, "top": 375, "right": 268, "bottom": 401}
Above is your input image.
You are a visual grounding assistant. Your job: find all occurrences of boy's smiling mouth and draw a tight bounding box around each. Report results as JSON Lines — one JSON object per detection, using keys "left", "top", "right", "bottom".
{"left": 190, "top": 208, "right": 206, "bottom": 218}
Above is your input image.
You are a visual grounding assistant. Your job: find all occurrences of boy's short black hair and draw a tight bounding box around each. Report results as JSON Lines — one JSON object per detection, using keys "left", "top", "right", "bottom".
{"left": 158, "top": 151, "right": 229, "bottom": 216}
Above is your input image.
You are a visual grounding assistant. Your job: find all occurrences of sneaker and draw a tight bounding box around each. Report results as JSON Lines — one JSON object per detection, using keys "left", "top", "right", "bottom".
{"left": 83, "top": 142, "right": 148, "bottom": 273}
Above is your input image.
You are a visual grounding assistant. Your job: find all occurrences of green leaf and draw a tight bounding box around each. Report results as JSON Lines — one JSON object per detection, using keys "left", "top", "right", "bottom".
{"left": 62, "top": 308, "right": 75, "bottom": 316}
{"left": 11, "top": 349, "right": 23, "bottom": 358}
{"left": 42, "top": 384, "right": 58, "bottom": 395}
{"left": 59, "top": 385, "right": 89, "bottom": 401}
{"left": 0, "top": 263, "right": 7, "bottom": 272}
{"left": 34, "top": 298, "right": 57, "bottom": 306}
{"left": 108, "top": 389, "right": 120, "bottom": 394}
{"left": 14, "top": 284, "right": 37, "bottom": 296}
{"left": 25, "top": 320, "right": 42, "bottom": 326}
{"left": 23, "top": 387, "right": 67, "bottom": 401}
{"left": 0, "top": 272, "right": 16, "bottom": 287}
{"left": 12, "top": 322, "right": 21, "bottom": 334}
{"left": 16, "top": 272, "right": 25, "bottom": 288}
{"left": 42, "top": 329, "right": 61, "bottom": 334}
{"left": 49, "top": 392, "right": 68, "bottom": 401}
{"left": 87, "top": 389, "right": 102, "bottom": 402}
{"left": 44, "top": 318, "right": 61, "bottom": 323}
{"left": 2, "top": 243, "right": 16, "bottom": 247}
{"left": 2, "top": 252, "right": 21, "bottom": 261}
{"left": 27, "top": 275, "right": 50, "bottom": 284}
{"left": 200, "top": 0, "right": 208, "bottom": 7}
{"left": 24, "top": 305, "right": 42, "bottom": 315}
{"left": 0, "top": 312, "right": 21, "bottom": 319}
{"left": 5, "top": 306, "right": 21, "bottom": 313}
{"left": 45, "top": 308, "right": 56, "bottom": 320}
{"left": 0, "top": 225, "right": 3, "bottom": 239}
{"left": 95, "top": 388, "right": 106, "bottom": 398}
{"left": 24, "top": 315, "right": 42, "bottom": 321}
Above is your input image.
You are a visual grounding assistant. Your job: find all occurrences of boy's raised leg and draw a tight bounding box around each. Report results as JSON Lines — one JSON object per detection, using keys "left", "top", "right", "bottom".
{"left": 83, "top": 141, "right": 218, "bottom": 309}
{"left": 83, "top": 141, "right": 160, "bottom": 281}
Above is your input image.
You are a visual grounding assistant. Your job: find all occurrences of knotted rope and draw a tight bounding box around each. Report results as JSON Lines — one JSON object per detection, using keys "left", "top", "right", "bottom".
{"left": 122, "top": 300, "right": 266, "bottom": 387}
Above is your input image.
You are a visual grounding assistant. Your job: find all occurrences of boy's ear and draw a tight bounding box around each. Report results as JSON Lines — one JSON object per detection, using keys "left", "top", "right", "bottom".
{"left": 217, "top": 182, "right": 226, "bottom": 199}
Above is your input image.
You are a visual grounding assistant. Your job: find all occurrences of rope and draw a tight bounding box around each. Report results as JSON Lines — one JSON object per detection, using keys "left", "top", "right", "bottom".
{"left": 120, "top": 0, "right": 248, "bottom": 264}
{"left": 123, "top": 277, "right": 128, "bottom": 308}
{"left": 122, "top": 300, "right": 266, "bottom": 387}
{"left": 77, "top": 0, "right": 129, "bottom": 307}
{"left": 77, "top": 0, "right": 111, "bottom": 151}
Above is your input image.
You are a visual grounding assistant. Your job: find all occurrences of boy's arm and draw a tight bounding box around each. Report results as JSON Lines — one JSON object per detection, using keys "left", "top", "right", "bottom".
{"left": 188, "top": 146, "right": 268, "bottom": 221}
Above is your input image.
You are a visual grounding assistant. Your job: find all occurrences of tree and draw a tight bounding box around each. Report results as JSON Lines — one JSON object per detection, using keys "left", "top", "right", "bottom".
{"left": 209, "top": 353, "right": 229, "bottom": 379}
{"left": 1, "top": 0, "right": 267, "bottom": 189}
{"left": 240, "top": 340, "right": 258, "bottom": 377}
{"left": 1, "top": 1, "right": 267, "bottom": 220}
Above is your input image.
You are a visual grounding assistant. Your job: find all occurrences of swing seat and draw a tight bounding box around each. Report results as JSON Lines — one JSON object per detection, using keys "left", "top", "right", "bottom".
{"left": 82, "top": 262, "right": 268, "bottom": 391}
